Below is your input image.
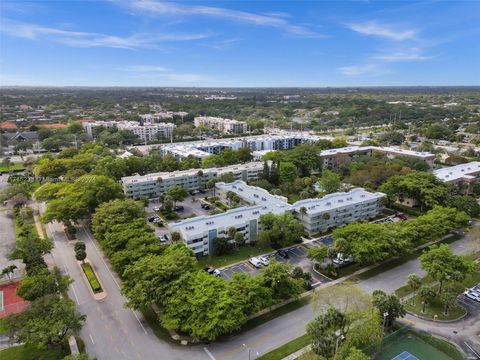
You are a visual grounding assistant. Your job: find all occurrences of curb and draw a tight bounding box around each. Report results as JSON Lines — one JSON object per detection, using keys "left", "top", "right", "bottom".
{"left": 404, "top": 304, "right": 468, "bottom": 323}
{"left": 77, "top": 258, "right": 107, "bottom": 301}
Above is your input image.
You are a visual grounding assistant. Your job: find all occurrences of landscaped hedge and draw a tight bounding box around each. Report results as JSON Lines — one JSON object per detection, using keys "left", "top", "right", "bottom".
{"left": 412, "top": 330, "right": 464, "bottom": 360}
{"left": 81, "top": 263, "right": 102, "bottom": 293}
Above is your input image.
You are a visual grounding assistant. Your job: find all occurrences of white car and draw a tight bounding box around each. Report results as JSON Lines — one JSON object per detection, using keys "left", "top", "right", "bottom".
{"left": 464, "top": 290, "right": 480, "bottom": 302}
{"left": 258, "top": 256, "right": 269, "bottom": 266}
{"left": 153, "top": 207, "right": 160, "bottom": 212}
{"left": 249, "top": 257, "right": 262, "bottom": 268}
{"left": 332, "top": 253, "right": 354, "bottom": 266}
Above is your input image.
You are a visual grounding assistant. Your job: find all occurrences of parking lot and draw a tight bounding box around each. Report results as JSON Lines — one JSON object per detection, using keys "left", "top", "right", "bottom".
{"left": 305, "top": 235, "right": 334, "bottom": 248}
{"left": 219, "top": 245, "right": 330, "bottom": 285}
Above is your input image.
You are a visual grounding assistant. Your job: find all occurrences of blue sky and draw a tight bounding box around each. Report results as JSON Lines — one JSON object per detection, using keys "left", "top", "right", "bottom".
{"left": 1, "top": 0, "right": 479, "bottom": 86}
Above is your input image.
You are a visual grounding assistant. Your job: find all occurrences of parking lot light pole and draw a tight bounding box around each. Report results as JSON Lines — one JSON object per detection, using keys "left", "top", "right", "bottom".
{"left": 242, "top": 343, "right": 251, "bottom": 360}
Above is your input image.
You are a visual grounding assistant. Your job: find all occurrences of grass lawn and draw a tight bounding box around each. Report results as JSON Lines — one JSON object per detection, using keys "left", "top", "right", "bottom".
{"left": 196, "top": 244, "right": 273, "bottom": 269}
{"left": 404, "top": 294, "right": 466, "bottom": 321}
{"left": 257, "top": 334, "right": 310, "bottom": 360}
{"left": 81, "top": 263, "right": 102, "bottom": 293}
{"left": 140, "top": 306, "right": 175, "bottom": 343}
{"left": 0, "top": 345, "right": 66, "bottom": 360}
{"left": 0, "top": 163, "right": 25, "bottom": 173}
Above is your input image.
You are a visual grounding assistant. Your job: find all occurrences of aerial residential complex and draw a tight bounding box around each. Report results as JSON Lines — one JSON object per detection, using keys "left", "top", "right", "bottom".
{"left": 320, "top": 146, "right": 435, "bottom": 169}
{"left": 82, "top": 120, "right": 176, "bottom": 141}
{"left": 121, "top": 162, "right": 266, "bottom": 199}
{"left": 159, "top": 132, "right": 326, "bottom": 160}
{"left": 170, "top": 180, "right": 386, "bottom": 256}
{"left": 434, "top": 161, "right": 480, "bottom": 194}
{"left": 194, "top": 116, "right": 247, "bottom": 134}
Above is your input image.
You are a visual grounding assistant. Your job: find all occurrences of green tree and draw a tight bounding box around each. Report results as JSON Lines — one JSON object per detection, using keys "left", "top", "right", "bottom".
{"left": 344, "top": 348, "right": 370, "bottom": 360}
{"left": 16, "top": 268, "right": 72, "bottom": 301}
{"left": 4, "top": 295, "right": 85, "bottom": 350}
{"left": 1, "top": 265, "right": 17, "bottom": 282}
{"left": 440, "top": 287, "right": 457, "bottom": 315}
{"left": 260, "top": 261, "right": 303, "bottom": 301}
{"left": 420, "top": 244, "right": 475, "bottom": 293}
{"left": 371, "top": 290, "right": 405, "bottom": 329}
{"left": 307, "top": 244, "right": 328, "bottom": 263}
{"left": 165, "top": 186, "right": 188, "bottom": 207}
{"left": 318, "top": 170, "right": 341, "bottom": 194}
{"left": 75, "top": 248, "right": 87, "bottom": 263}
{"left": 407, "top": 273, "right": 422, "bottom": 298}
{"left": 418, "top": 285, "right": 436, "bottom": 313}
{"left": 122, "top": 244, "right": 196, "bottom": 309}
{"left": 91, "top": 199, "right": 145, "bottom": 241}
{"left": 445, "top": 195, "right": 480, "bottom": 217}
{"left": 307, "top": 307, "right": 347, "bottom": 359}
{"left": 258, "top": 212, "right": 304, "bottom": 249}
{"left": 279, "top": 162, "right": 297, "bottom": 185}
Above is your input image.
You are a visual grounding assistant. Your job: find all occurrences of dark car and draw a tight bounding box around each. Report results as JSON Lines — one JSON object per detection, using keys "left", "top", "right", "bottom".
{"left": 277, "top": 249, "right": 289, "bottom": 259}
{"left": 174, "top": 205, "right": 185, "bottom": 211}
{"left": 203, "top": 266, "right": 221, "bottom": 276}
{"left": 148, "top": 216, "right": 156, "bottom": 222}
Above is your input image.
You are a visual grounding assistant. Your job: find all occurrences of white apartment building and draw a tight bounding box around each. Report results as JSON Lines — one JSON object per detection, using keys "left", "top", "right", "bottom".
{"left": 170, "top": 180, "right": 385, "bottom": 256}
{"left": 117, "top": 121, "right": 175, "bottom": 142}
{"left": 292, "top": 189, "right": 386, "bottom": 234}
{"left": 433, "top": 161, "right": 480, "bottom": 194}
{"left": 121, "top": 162, "right": 266, "bottom": 199}
{"left": 320, "top": 146, "right": 435, "bottom": 169}
{"left": 160, "top": 133, "right": 325, "bottom": 160}
{"left": 82, "top": 120, "right": 175, "bottom": 142}
{"left": 194, "top": 116, "right": 247, "bottom": 134}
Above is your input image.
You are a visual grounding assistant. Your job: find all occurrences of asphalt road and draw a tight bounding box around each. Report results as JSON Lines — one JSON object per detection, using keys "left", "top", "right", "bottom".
{"left": 39, "top": 203, "right": 208, "bottom": 360}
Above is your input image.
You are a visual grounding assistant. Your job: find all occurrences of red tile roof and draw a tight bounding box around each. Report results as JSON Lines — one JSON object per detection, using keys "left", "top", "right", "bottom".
{"left": 0, "top": 122, "right": 17, "bottom": 129}
{"left": 41, "top": 123, "right": 68, "bottom": 129}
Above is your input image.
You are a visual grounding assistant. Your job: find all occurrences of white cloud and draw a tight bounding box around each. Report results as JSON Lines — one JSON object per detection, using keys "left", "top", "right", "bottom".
{"left": 346, "top": 21, "right": 417, "bottom": 41}
{"left": 117, "top": 0, "right": 322, "bottom": 37}
{"left": 0, "top": 18, "right": 212, "bottom": 49}
{"left": 374, "top": 48, "right": 431, "bottom": 61}
{"left": 120, "top": 64, "right": 211, "bottom": 83}
{"left": 338, "top": 63, "right": 390, "bottom": 76}
{"left": 122, "top": 65, "right": 170, "bottom": 72}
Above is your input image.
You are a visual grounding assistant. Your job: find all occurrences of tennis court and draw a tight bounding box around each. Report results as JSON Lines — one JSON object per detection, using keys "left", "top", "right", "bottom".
{"left": 0, "top": 282, "right": 29, "bottom": 318}
{"left": 375, "top": 333, "right": 454, "bottom": 360}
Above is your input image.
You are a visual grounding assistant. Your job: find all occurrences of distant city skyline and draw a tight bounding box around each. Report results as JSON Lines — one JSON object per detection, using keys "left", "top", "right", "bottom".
{"left": 1, "top": 0, "right": 479, "bottom": 87}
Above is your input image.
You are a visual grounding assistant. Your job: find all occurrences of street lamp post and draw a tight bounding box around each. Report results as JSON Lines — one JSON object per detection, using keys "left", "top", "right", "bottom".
{"left": 242, "top": 343, "right": 251, "bottom": 360}
{"left": 334, "top": 329, "right": 345, "bottom": 358}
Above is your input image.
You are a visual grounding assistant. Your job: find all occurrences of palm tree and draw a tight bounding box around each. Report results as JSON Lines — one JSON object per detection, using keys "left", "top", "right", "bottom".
{"left": 322, "top": 212, "right": 331, "bottom": 221}
{"left": 1, "top": 265, "right": 17, "bottom": 282}
{"left": 407, "top": 273, "right": 422, "bottom": 298}
{"left": 418, "top": 285, "right": 436, "bottom": 313}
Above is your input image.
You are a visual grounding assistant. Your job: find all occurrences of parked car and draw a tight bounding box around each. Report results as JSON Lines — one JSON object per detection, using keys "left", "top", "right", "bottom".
{"left": 199, "top": 189, "right": 206, "bottom": 194}
{"left": 249, "top": 257, "right": 262, "bottom": 268}
{"left": 159, "top": 235, "right": 169, "bottom": 243}
{"left": 174, "top": 205, "right": 185, "bottom": 211}
{"left": 333, "top": 253, "right": 354, "bottom": 266}
{"left": 258, "top": 256, "right": 269, "bottom": 266}
{"left": 148, "top": 216, "right": 156, "bottom": 222}
{"left": 153, "top": 206, "right": 160, "bottom": 212}
{"left": 152, "top": 217, "right": 162, "bottom": 224}
{"left": 201, "top": 203, "right": 211, "bottom": 210}
{"left": 204, "top": 266, "right": 221, "bottom": 276}
{"left": 464, "top": 290, "right": 480, "bottom": 302}
{"left": 472, "top": 284, "right": 480, "bottom": 292}
{"left": 277, "top": 249, "right": 289, "bottom": 259}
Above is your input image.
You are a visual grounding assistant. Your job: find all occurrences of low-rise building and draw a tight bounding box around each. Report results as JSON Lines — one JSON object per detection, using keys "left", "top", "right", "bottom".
{"left": 82, "top": 120, "right": 175, "bottom": 141}
{"left": 170, "top": 180, "right": 385, "bottom": 256}
{"left": 121, "top": 162, "right": 266, "bottom": 199}
{"left": 194, "top": 116, "right": 247, "bottom": 134}
{"left": 433, "top": 161, "right": 480, "bottom": 194}
{"left": 292, "top": 189, "right": 386, "bottom": 234}
{"left": 320, "top": 146, "right": 435, "bottom": 169}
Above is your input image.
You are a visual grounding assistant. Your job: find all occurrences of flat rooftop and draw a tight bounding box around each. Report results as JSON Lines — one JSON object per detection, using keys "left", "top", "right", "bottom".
{"left": 121, "top": 162, "right": 265, "bottom": 184}
{"left": 292, "top": 188, "right": 386, "bottom": 215}
{"left": 320, "top": 146, "right": 434, "bottom": 159}
{"left": 216, "top": 180, "right": 290, "bottom": 210}
{"left": 433, "top": 161, "right": 480, "bottom": 182}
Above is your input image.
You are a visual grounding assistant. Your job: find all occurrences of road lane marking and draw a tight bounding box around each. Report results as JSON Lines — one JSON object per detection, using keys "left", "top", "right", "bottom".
{"left": 203, "top": 347, "right": 216, "bottom": 360}
{"left": 81, "top": 227, "right": 121, "bottom": 289}
{"left": 133, "top": 311, "right": 148, "bottom": 335}
{"left": 89, "top": 334, "right": 95, "bottom": 345}
{"left": 71, "top": 284, "right": 80, "bottom": 305}
{"left": 216, "top": 333, "right": 272, "bottom": 360}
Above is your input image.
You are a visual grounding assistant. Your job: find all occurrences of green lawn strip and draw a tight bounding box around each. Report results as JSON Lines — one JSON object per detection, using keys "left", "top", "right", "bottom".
{"left": 404, "top": 295, "right": 465, "bottom": 321}
{"left": 81, "top": 263, "right": 102, "bottom": 293}
{"left": 196, "top": 244, "right": 274, "bottom": 269}
{"left": 0, "top": 318, "right": 6, "bottom": 335}
{"left": 395, "top": 275, "right": 435, "bottom": 298}
{"left": 0, "top": 345, "right": 66, "bottom": 360}
{"left": 354, "top": 234, "right": 461, "bottom": 281}
{"left": 240, "top": 295, "right": 312, "bottom": 333}
{"left": 256, "top": 334, "right": 310, "bottom": 360}
{"left": 140, "top": 306, "right": 176, "bottom": 343}
{"left": 0, "top": 163, "right": 25, "bottom": 173}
